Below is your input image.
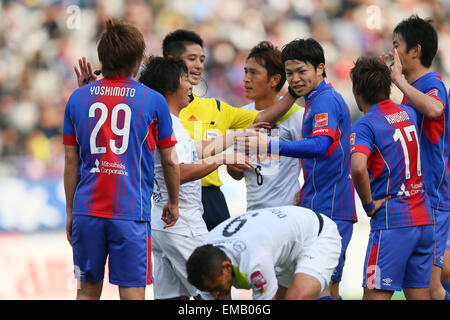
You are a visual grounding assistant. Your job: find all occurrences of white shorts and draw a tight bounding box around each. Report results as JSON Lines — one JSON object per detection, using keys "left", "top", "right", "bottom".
{"left": 151, "top": 230, "right": 207, "bottom": 299}
{"left": 277, "top": 214, "right": 342, "bottom": 293}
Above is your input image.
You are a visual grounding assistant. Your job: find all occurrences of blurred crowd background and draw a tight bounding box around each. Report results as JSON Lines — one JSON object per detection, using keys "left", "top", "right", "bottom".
{"left": 1, "top": 0, "right": 450, "bottom": 300}
{"left": 0, "top": 0, "right": 450, "bottom": 181}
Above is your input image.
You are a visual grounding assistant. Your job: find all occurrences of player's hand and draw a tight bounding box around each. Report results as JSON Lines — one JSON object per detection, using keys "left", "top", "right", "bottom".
{"left": 246, "top": 121, "right": 273, "bottom": 132}
{"left": 66, "top": 211, "right": 74, "bottom": 246}
{"left": 366, "top": 196, "right": 391, "bottom": 217}
{"left": 74, "top": 56, "right": 99, "bottom": 87}
{"left": 234, "top": 132, "right": 270, "bottom": 155}
{"left": 221, "top": 153, "right": 255, "bottom": 169}
{"left": 388, "top": 48, "right": 404, "bottom": 85}
{"left": 161, "top": 202, "right": 179, "bottom": 228}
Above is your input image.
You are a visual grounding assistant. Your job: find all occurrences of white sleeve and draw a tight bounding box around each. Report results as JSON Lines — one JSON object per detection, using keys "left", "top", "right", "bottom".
{"left": 248, "top": 255, "right": 278, "bottom": 300}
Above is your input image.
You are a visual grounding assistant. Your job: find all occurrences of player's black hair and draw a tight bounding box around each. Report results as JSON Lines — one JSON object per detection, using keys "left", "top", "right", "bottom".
{"left": 186, "top": 245, "right": 227, "bottom": 289}
{"left": 247, "top": 41, "right": 286, "bottom": 92}
{"left": 393, "top": 15, "right": 437, "bottom": 68}
{"left": 139, "top": 56, "right": 188, "bottom": 96}
{"left": 281, "top": 38, "right": 326, "bottom": 77}
{"left": 350, "top": 56, "right": 391, "bottom": 105}
{"left": 162, "top": 29, "right": 204, "bottom": 58}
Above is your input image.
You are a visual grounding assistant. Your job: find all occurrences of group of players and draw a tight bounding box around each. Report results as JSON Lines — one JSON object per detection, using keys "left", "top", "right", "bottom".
{"left": 63, "top": 14, "right": 450, "bottom": 300}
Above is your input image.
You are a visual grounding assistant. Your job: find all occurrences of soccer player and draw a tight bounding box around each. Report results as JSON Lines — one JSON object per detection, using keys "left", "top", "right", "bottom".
{"left": 186, "top": 205, "right": 341, "bottom": 300}
{"left": 138, "top": 56, "right": 258, "bottom": 300}
{"left": 350, "top": 56, "right": 434, "bottom": 300}
{"left": 239, "top": 38, "right": 356, "bottom": 300}
{"left": 226, "top": 41, "right": 304, "bottom": 211}
{"left": 162, "top": 30, "right": 298, "bottom": 231}
{"left": 384, "top": 15, "right": 450, "bottom": 300}
{"left": 63, "top": 19, "right": 180, "bottom": 300}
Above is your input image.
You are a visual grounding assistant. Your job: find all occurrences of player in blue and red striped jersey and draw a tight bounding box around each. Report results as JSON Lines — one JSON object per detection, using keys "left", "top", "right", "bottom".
{"left": 243, "top": 38, "right": 356, "bottom": 300}
{"left": 383, "top": 15, "right": 450, "bottom": 300}
{"left": 350, "top": 56, "right": 434, "bottom": 300}
{"left": 63, "top": 19, "right": 180, "bottom": 300}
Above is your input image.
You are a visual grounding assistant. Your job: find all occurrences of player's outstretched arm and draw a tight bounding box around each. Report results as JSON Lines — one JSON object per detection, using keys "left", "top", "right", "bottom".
{"left": 253, "top": 94, "right": 297, "bottom": 125}
{"left": 63, "top": 145, "right": 79, "bottom": 246}
{"left": 180, "top": 153, "right": 254, "bottom": 184}
{"left": 159, "top": 146, "right": 180, "bottom": 228}
{"left": 195, "top": 123, "right": 270, "bottom": 159}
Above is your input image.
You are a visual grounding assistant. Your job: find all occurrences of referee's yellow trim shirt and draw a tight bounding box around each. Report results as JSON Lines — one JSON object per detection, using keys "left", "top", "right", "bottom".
{"left": 179, "top": 95, "right": 259, "bottom": 187}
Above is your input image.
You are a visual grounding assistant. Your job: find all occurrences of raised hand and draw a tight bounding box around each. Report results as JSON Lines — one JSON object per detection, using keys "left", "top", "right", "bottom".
{"left": 74, "top": 56, "right": 100, "bottom": 87}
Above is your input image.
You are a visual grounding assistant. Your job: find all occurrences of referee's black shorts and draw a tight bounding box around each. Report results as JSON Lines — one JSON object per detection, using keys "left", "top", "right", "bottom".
{"left": 201, "top": 186, "right": 231, "bottom": 231}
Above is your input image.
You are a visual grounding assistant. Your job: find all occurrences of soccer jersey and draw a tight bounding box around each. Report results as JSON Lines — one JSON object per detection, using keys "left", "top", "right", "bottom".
{"left": 401, "top": 72, "right": 450, "bottom": 211}
{"left": 179, "top": 95, "right": 259, "bottom": 187}
{"left": 202, "top": 205, "right": 331, "bottom": 300}
{"left": 298, "top": 80, "right": 357, "bottom": 222}
{"left": 151, "top": 114, "right": 208, "bottom": 236}
{"left": 63, "top": 77, "right": 176, "bottom": 221}
{"left": 351, "top": 99, "right": 433, "bottom": 230}
{"left": 241, "top": 102, "right": 304, "bottom": 210}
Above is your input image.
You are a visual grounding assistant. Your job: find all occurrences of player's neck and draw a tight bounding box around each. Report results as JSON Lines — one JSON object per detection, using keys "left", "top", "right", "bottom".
{"left": 253, "top": 92, "right": 279, "bottom": 111}
{"left": 404, "top": 64, "right": 430, "bottom": 84}
{"left": 167, "top": 101, "right": 182, "bottom": 117}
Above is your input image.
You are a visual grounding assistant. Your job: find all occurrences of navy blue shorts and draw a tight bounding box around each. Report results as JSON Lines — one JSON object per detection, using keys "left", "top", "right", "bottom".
{"left": 433, "top": 209, "right": 450, "bottom": 267}
{"left": 72, "top": 215, "right": 151, "bottom": 287}
{"left": 363, "top": 225, "right": 434, "bottom": 291}
{"left": 331, "top": 220, "right": 354, "bottom": 283}
{"left": 201, "top": 186, "right": 231, "bottom": 231}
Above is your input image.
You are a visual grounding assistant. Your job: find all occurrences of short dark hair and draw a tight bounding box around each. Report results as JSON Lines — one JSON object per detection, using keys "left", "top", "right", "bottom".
{"left": 393, "top": 15, "right": 437, "bottom": 68}
{"left": 350, "top": 56, "right": 391, "bottom": 105}
{"left": 247, "top": 41, "right": 286, "bottom": 92}
{"left": 162, "top": 29, "right": 204, "bottom": 58}
{"left": 281, "top": 38, "right": 326, "bottom": 77}
{"left": 97, "top": 18, "right": 146, "bottom": 78}
{"left": 139, "top": 56, "right": 188, "bottom": 96}
{"left": 186, "top": 245, "right": 227, "bottom": 289}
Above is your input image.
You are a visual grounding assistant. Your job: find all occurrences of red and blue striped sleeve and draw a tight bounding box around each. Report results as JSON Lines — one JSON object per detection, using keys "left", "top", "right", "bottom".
{"left": 351, "top": 119, "right": 373, "bottom": 157}
{"left": 154, "top": 93, "right": 177, "bottom": 149}
{"left": 63, "top": 93, "right": 77, "bottom": 146}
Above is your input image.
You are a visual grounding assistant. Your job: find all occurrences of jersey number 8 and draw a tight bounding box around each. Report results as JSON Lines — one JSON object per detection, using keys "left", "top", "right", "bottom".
{"left": 89, "top": 102, "right": 131, "bottom": 155}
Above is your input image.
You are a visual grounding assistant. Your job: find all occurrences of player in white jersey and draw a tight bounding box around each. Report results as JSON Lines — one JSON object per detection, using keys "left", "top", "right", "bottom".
{"left": 227, "top": 41, "right": 303, "bottom": 210}
{"left": 139, "top": 57, "right": 260, "bottom": 300}
{"left": 186, "top": 205, "right": 341, "bottom": 300}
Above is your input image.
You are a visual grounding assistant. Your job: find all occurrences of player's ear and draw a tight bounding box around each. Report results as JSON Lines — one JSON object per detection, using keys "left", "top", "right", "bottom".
{"left": 270, "top": 74, "right": 281, "bottom": 89}
{"left": 222, "top": 259, "right": 233, "bottom": 273}
{"left": 316, "top": 63, "right": 325, "bottom": 77}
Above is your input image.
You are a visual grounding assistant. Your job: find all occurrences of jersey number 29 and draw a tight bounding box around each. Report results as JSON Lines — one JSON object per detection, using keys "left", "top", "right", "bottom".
{"left": 89, "top": 102, "right": 131, "bottom": 155}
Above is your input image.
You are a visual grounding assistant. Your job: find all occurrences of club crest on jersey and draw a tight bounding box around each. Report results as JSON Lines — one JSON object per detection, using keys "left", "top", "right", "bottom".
{"left": 250, "top": 271, "right": 267, "bottom": 294}
{"left": 314, "top": 113, "right": 328, "bottom": 127}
